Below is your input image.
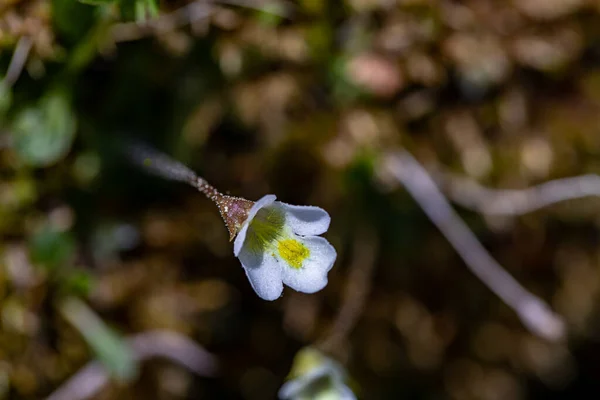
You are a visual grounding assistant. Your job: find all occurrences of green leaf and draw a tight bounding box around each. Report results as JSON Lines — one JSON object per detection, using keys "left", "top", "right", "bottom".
{"left": 67, "top": 19, "right": 113, "bottom": 74}
{"left": 60, "top": 297, "right": 138, "bottom": 382}
{"left": 78, "top": 0, "right": 117, "bottom": 4}
{"left": 0, "top": 81, "right": 12, "bottom": 120}
{"left": 120, "top": 0, "right": 159, "bottom": 22}
{"left": 29, "top": 226, "right": 76, "bottom": 271}
{"left": 52, "top": 0, "right": 97, "bottom": 40}
{"left": 330, "top": 55, "right": 364, "bottom": 104}
{"left": 255, "top": 4, "right": 284, "bottom": 27}
{"left": 12, "top": 89, "right": 77, "bottom": 167}
{"left": 62, "top": 270, "right": 96, "bottom": 297}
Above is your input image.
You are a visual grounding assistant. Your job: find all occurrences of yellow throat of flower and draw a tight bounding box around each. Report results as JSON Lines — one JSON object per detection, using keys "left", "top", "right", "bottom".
{"left": 247, "top": 208, "right": 310, "bottom": 269}
{"left": 278, "top": 239, "right": 310, "bottom": 269}
{"left": 204, "top": 182, "right": 311, "bottom": 269}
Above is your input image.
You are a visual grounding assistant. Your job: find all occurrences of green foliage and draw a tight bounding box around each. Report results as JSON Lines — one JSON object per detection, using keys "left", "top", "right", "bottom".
{"left": 330, "top": 55, "right": 364, "bottom": 103}
{"left": 77, "top": 0, "right": 159, "bottom": 21}
{"left": 133, "top": 0, "right": 160, "bottom": 20}
{"left": 11, "top": 89, "right": 77, "bottom": 167}
{"left": 28, "top": 226, "right": 77, "bottom": 272}
{"left": 28, "top": 225, "right": 96, "bottom": 298}
{"left": 67, "top": 20, "right": 113, "bottom": 74}
{"left": 53, "top": 0, "right": 97, "bottom": 41}
{"left": 88, "top": 325, "right": 137, "bottom": 382}
{"left": 78, "top": 0, "right": 117, "bottom": 4}
{"left": 254, "top": 4, "right": 285, "bottom": 27}
{"left": 0, "top": 81, "right": 11, "bottom": 122}
{"left": 62, "top": 270, "right": 95, "bottom": 297}
{"left": 60, "top": 297, "right": 138, "bottom": 382}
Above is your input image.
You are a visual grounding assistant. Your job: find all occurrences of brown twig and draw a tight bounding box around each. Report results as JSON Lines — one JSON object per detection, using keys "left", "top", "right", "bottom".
{"left": 208, "top": 0, "right": 294, "bottom": 18}
{"left": 5, "top": 36, "right": 32, "bottom": 87}
{"left": 441, "top": 172, "right": 600, "bottom": 216}
{"left": 46, "top": 330, "right": 217, "bottom": 400}
{"left": 110, "top": 0, "right": 293, "bottom": 43}
{"left": 110, "top": 2, "right": 215, "bottom": 43}
{"left": 380, "top": 150, "right": 566, "bottom": 342}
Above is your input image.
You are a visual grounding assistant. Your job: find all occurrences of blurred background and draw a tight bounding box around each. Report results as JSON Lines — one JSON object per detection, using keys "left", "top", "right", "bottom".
{"left": 3, "top": 0, "right": 600, "bottom": 399}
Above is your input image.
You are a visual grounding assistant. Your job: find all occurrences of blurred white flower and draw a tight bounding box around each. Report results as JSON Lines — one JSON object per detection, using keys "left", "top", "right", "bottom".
{"left": 233, "top": 195, "right": 336, "bottom": 301}
{"left": 279, "top": 347, "right": 356, "bottom": 400}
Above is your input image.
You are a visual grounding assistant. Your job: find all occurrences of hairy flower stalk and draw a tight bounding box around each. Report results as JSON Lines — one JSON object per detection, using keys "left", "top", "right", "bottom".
{"left": 192, "top": 178, "right": 255, "bottom": 241}
{"left": 128, "top": 143, "right": 336, "bottom": 300}
{"left": 127, "top": 141, "right": 254, "bottom": 240}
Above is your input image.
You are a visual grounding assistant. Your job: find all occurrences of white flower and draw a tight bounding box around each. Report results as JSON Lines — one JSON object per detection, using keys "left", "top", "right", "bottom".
{"left": 233, "top": 194, "right": 336, "bottom": 301}
{"left": 278, "top": 347, "right": 356, "bottom": 400}
{"left": 128, "top": 145, "right": 337, "bottom": 301}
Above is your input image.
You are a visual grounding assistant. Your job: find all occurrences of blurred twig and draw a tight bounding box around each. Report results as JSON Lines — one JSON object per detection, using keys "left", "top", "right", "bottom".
{"left": 46, "top": 330, "right": 217, "bottom": 400}
{"left": 381, "top": 150, "right": 566, "bottom": 342}
{"left": 441, "top": 173, "right": 600, "bottom": 215}
{"left": 110, "top": 0, "right": 292, "bottom": 43}
{"left": 59, "top": 297, "right": 138, "bottom": 381}
{"left": 209, "top": 0, "right": 295, "bottom": 17}
{"left": 318, "top": 225, "right": 378, "bottom": 354}
{"left": 126, "top": 140, "right": 199, "bottom": 185}
{"left": 111, "top": 2, "right": 215, "bottom": 43}
{"left": 5, "top": 36, "right": 32, "bottom": 87}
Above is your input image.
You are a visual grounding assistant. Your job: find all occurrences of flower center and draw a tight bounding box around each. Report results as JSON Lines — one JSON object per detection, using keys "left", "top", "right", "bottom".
{"left": 246, "top": 207, "right": 311, "bottom": 269}
{"left": 278, "top": 239, "right": 310, "bottom": 269}
{"left": 249, "top": 207, "right": 286, "bottom": 246}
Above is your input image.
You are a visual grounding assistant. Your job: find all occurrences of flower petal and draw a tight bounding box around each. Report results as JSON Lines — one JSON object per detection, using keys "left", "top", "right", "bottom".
{"left": 338, "top": 384, "right": 358, "bottom": 400}
{"left": 234, "top": 194, "right": 276, "bottom": 256}
{"left": 277, "top": 378, "right": 306, "bottom": 400}
{"left": 278, "top": 366, "right": 330, "bottom": 399}
{"left": 238, "top": 245, "right": 283, "bottom": 301}
{"left": 276, "top": 203, "right": 331, "bottom": 236}
{"left": 280, "top": 236, "right": 336, "bottom": 294}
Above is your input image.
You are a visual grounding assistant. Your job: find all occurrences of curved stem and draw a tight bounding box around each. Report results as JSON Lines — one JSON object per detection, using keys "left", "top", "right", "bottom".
{"left": 382, "top": 150, "right": 566, "bottom": 342}
{"left": 46, "top": 330, "right": 217, "bottom": 400}
{"left": 442, "top": 173, "right": 600, "bottom": 215}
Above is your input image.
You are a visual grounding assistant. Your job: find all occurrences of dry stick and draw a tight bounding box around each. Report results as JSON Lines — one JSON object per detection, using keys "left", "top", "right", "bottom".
{"left": 318, "top": 225, "right": 378, "bottom": 353}
{"left": 110, "top": 0, "right": 292, "bottom": 43}
{"left": 46, "top": 330, "right": 217, "bottom": 400}
{"left": 1, "top": 36, "right": 33, "bottom": 146}
{"left": 4, "top": 36, "right": 32, "bottom": 87}
{"left": 441, "top": 173, "right": 600, "bottom": 215}
{"left": 111, "top": 2, "right": 215, "bottom": 43}
{"left": 210, "top": 0, "right": 295, "bottom": 17}
{"left": 382, "top": 150, "right": 566, "bottom": 342}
